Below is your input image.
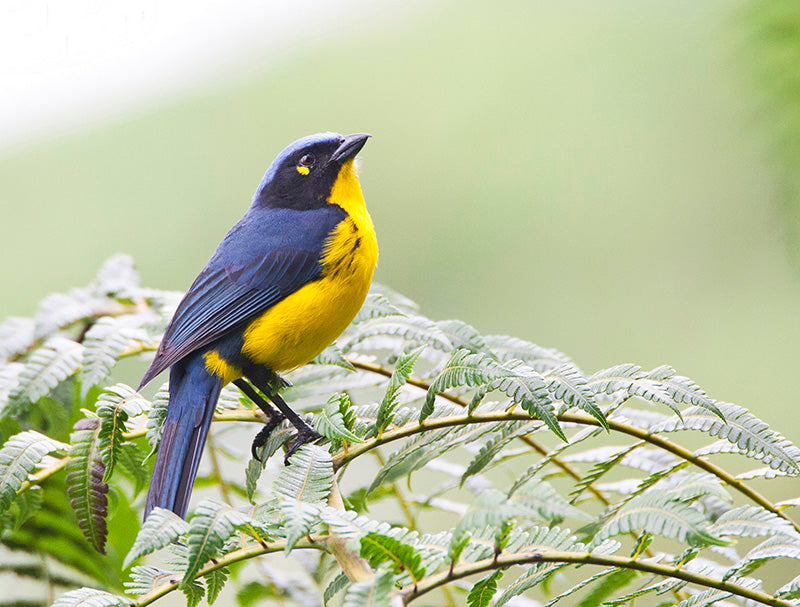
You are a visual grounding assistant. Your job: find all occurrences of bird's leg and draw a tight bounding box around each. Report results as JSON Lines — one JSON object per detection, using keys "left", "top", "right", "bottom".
{"left": 244, "top": 369, "right": 321, "bottom": 464}
{"left": 233, "top": 379, "right": 286, "bottom": 460}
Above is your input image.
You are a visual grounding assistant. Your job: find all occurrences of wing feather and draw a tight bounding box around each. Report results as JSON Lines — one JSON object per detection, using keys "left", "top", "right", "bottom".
{"left": 139, "top": 205, "right": 346, "bottom": 388}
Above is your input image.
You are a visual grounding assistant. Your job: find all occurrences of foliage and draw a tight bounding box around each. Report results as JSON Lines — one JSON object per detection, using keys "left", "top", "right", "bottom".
{"left": 0, "top": 255, "right": 799, "bottom": 607}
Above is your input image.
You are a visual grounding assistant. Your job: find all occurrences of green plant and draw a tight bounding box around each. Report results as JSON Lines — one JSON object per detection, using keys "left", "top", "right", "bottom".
{"left": 1, "top": 255, "right": 798, "bottom": 606}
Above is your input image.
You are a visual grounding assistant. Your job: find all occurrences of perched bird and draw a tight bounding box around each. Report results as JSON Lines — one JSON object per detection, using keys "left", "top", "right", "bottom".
{"left": 138, "top": 133, "right": 377, "bottom": 519}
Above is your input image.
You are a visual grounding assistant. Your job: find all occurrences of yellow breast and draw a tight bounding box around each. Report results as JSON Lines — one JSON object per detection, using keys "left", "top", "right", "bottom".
{"left": 241, "top": 159, "right": 378, "bottom": 372}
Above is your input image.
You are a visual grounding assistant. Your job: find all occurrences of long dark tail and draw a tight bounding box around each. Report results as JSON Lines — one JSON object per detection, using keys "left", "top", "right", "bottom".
{"left": 144, "top": 356, "right": 223, "bottom": 519}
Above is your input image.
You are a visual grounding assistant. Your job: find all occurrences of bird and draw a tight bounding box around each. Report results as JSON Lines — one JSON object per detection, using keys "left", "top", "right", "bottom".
{"left": 138, "top": 132, "right": 378, "bottom": 519}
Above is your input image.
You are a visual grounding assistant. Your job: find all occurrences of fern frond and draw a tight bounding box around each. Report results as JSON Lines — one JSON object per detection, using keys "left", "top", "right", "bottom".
{"left": 90, "top": 253, "right": 141, "bottom": 299}
{"left": 124, "top": 507, "right": 190, "bottom": 568}
{"left": 80, "top": 317, "right": 151, "bottom": 397}
{"left": 273, "top": 445, "right": 333, "bottom": 551}
{"left": 709, "top": 505, "right": 800, "bottom": 540}
{"left": 203, "top": 566, "right": 230, "bottom": 605}
{"left": 324, "top": 572, "right": 350, "bottom": 606}
{"left": 315, "top": 393, "right": 363, "bottom": 444}
{"left": 12, "top": 336, "right": 84, "bottom": 404}
{"left": 124, "top": 565, "right": 175, "bottom": 596}
{"left": 360, "top": 531, "right": 425, "bottom": 581}
{"left": 777, "top": 573, "right": 800, "bottom": 600}
{"left": 650, "top": 402, "right": 800, "bottom": 474}
{"left": 352, "top": 291, "right": 406, "bottom": 324}
{"left": 182, "top": 500, "right": 259, "bottom": 586}
{"left": 423, "top": 349, "right": 563, "bottom": 439}
{"left": 374, "top": 345, "right": 425, "bottom": 435}
{"left": 34, "top": 289, "right": 111, "bottom": 339}
{"left": 65, "top": 418, "right": 108, "bottom": 554}
{"left": 436, "top": 319, "right": 489, "bottom": 353}
{"left": 144, "top": 381, "right": 169, "bottom": 457}
{"left": 0, "top": 362, "right": 24, "bottom": 410}
{"left": 95, "top": 384, "right": 148, "bottom": 481}
{"left": 313, "top": 344, "right": 357, "bottom": 372}
{"left": 0, "top": 317, "right": 35, "bottom": 363}
{"left": 460, "top": 420, "right": 540, "bottom": 484}
{"left": 483, "top": 334, "right": 571, "bottom": 372}
{"left": 545, "top": 363, "right": 607, "bottom": 429}
{"left": 0, "top": 430, "right": 68, "bottom": 515}
{"left": 51, "top": 588, "right": 132, "bottom": 607}
{"left": 596, "top": 490, "right": 727, "bottom": 547}
{"left": 341, "top": 568, "right": 394, "bottom": 607}
{"left": 467, "top": 569, "right": 504, "bottom": 607}
{"left": 341, "top": 314, "right": 452, "bottom": 354}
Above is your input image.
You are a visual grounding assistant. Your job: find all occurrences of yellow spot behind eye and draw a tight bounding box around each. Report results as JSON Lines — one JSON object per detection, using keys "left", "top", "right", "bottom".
{"left": 297, "top": 165, "right": 310, "bottom": 175}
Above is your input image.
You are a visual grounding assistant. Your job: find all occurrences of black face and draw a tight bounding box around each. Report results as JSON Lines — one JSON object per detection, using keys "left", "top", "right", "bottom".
{"left": 253, "top": 133, "right": 370, "bottom": 209}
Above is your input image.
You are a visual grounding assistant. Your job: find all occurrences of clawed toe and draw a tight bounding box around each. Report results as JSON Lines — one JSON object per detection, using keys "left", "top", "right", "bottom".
{"left": 284, "top": 427, "right": 322, "bottom": 465}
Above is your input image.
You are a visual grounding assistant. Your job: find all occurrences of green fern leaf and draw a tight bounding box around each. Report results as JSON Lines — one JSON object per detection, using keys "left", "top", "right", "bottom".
{"left": 144, "top": 381, "right": 169, "bottom": 459}
{"left": 342, "top": 568, "right": 394, "bottom": 607}
{"left": 436, "top": 319, "right": 489, "bottom": 353}
{"left": 651, "top": 402, "right": 800, "bottom": 474}
{"left": 116, "top": 441, "right": 148, "bottom": 495}
{"left": 461, "top": 420, "right": 538, "bottom": 484}
{"left": 509, "top": 479, "right": 591, "bottom": 521}
{"left": 181, "top": 577, "right": 205, "bottom": 607}
{"left": 545, "top": 363, "right": 607, "bottom": 429}
{"left": 204, "top": 566, "right": 230, "bottom": 605}
{"left": 360, "top": 532, "right": 425, "bottom": 581}
{"left": 341, "top": 314, "right": 452, "bottom": 353}
{"left": 0, "top": 316, "right": 35, "bottom": 363}
{"left": 182, "top": 500, "right": 257, "bottom": 586}
{"left": 733, "top": 534, "right": 800, "bottom": 572}
{"left": 51, "top": 588, "right": 132, "bottom": 607}
{"left": 352, "top": 291, "right": 406, "bottom": 324}
{"left": 315, "top": 393, "right": 363, "bottom": 444}
{"left": 777, "top": 573, "right": 800, "bottom": 600}
{"left": 710, "top": 505, "right": 800, "bottom": 540}
{"left": 313, "top": 344, "right": 357, "bottom": 372}
{"left": 33, "top": 289, "right": 107, "bottom": 339}
{"left": 12, "top": 336, "right": 84, "bottom": 404}
{"left": 483, "top": 334, "right": 571, "bottom": 372}
{"left": 324, "top": 572, "right": 349, "bottom": 605}
{"left": 274, "top": 445, "right": 333, "bottom": 551}
{"left": 374, "top": 345, "right": 425, "bottom": 435}
{"left": 80, "top": 317, "right": 151, "bottom": 397}
{"left": 124, "top": 565, "right": 175, "bottom": 596}
{"left": 65, "top": 418, "right": 108, "bottom": 554}
{"left": 424, "top": 349, "right": 564, "bottom": 439}
{"left": 0, "top": 362, "right": 25, "bottom": 409}
{"left": 547, "top": 567, "right": 629, "bottom": 607}
{"left": 467, "top": 570, "right": 504, "bottom": 607}
{"left": 90, "top": 253, "right": 141, "bottom": 298}
{"left": 95, "top": 383, "right": 148, "bottom": 482}
{"left": 596, "top": 490, "right": 728, "bottom": 547}
{"left": 124, "top": 507, "right": 190, "bottom": 568}
{"left": 0, "top": 430, "right": 68, "bottom": 515}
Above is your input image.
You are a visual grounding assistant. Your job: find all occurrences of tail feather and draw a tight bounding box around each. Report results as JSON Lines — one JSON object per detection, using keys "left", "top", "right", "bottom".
{"left": 144, "top": 357, "right": 223, "bottom": 520}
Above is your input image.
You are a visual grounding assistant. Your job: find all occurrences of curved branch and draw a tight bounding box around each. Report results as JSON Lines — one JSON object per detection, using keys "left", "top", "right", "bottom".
{"left": 135, "top": 538, "right": 321, "bottom": 606}
{"left": 348, "top": 360, "right": 800, "bottom": 535}
{"left": 400, "top": 549, "right": 795, "bottom": 607}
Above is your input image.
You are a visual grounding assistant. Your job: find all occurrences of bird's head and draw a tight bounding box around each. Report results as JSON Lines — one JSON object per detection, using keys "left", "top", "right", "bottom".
{"left": 253, "top": 132, "right": 370, "bottom": 209}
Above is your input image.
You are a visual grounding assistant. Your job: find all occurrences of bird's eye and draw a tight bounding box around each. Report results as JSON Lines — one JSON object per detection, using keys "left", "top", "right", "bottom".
{"left": 298, "top": 154, "right": 315, "bottom": 168}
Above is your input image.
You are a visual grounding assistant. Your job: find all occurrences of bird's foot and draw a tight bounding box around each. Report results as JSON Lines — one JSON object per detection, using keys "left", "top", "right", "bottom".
{"left": 251, "top": 411, "right": 286, "bottom": 461}
{"left": 284, "top": 425, "right": 322, "bottom": 465}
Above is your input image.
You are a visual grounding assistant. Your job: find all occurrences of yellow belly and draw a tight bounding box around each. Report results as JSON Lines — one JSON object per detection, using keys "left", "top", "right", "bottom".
{"left": 241, "top": 158, "right": 378, "bottom": 372}
{"left": 241, "top": 252, "right": 374, "bottom": 371}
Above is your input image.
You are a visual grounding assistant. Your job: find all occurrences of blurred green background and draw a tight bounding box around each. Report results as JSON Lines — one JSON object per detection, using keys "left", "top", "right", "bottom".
{"left": 2, "top": 0, "right": 799, "bottom": 445}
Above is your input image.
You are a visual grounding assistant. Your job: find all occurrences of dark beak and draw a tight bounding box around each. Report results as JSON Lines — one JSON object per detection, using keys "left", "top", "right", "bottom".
{"left": 330, "top": 133, "right": 371, "bottom": 164}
